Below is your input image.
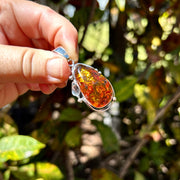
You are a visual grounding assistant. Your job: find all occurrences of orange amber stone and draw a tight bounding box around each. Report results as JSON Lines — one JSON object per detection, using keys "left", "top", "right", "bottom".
{"left": 74, "top": 64, "right": 114, "bottom": 109}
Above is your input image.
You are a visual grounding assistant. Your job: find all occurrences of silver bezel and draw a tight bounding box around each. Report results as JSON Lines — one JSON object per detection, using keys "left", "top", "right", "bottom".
{"left": 71, "top": 63, "right": 116, "bottom": 111}
{"left": 53, "top": 47, "right": 116, "bottom": 111}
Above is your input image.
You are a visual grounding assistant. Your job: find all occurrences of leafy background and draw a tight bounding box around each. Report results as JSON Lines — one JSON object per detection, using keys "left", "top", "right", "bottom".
{"left": 0, "top": 0, "right": 180, "bottom": 179}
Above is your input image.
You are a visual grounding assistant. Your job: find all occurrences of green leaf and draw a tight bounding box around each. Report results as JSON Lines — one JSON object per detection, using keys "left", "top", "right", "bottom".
{"left": 65, "top": 127, "right": 82, "bottom": 148}
{"left": 134, "top": 171, "right": 146, "bottom": 180}
{"left": 0, "top": 135, "right": 45, "bottom": 162}
{"left": 59, "top": 108, "right": 83, "bottom": 122}
{"left": 138, "top": 157, "right": 150, "bottom": 172}
{"left": 79, "top": 22, "right": 109, "bottom": 54}
{"left": 134, "top": 84, "right": 156, "bottom": 124}
{"left": 72, "top": 8, "right": 103, "bottom": 30}
{"left": 92, "top": 168, "right": 122, "bottom": 180}
{"left": 11, "top": 162, "right": 64, "bottom": 180}
{"left": 142, "top": 141, "right": 167, "bottom": 167}
{"left": 92, "top": 120, "right": 119, "bottom": 153}
{"left": 169, "top": 62, "right": 180, "bottom": 85}
{"left": 115, "top": 0, "right": 126, "bottom": 12}
{"left": 0, "top": 112, "right": 18, "bottom": 138}
{"left": 114, "top": 76, "right": 137, "bottom": 102}
{"left": 149, "top": 142, "right": 166, "bottom": 166}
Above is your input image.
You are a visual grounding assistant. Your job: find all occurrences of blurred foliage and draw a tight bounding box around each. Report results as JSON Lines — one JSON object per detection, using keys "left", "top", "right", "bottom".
{"left": 0, "top": 0, "right": 180, "bottom": 179}
{"left": 0, "top": 135, "right": 45, "bottom": 162}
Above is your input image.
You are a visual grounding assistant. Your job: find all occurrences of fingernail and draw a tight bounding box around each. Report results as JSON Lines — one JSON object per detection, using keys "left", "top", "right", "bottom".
{"left": 46, "top": 58, "right": 70, "bottom": 83}
{"left": 66, "top": 45, "right": 79, "bottom": 63}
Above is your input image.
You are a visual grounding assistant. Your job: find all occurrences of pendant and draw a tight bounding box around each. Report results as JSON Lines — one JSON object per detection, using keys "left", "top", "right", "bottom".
{"left": 53, "top": 47, "right": 116, "bottom": 111}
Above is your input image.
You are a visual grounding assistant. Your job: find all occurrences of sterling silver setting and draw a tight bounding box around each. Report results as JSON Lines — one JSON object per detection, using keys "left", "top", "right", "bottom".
{"left": 53, "top": 47, "right": 116, "bottom": 111}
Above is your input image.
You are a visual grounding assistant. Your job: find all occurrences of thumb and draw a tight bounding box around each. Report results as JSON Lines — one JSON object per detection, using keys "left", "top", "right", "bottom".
{"left": 0, "top": 45, "right": 71, "bottom": 84}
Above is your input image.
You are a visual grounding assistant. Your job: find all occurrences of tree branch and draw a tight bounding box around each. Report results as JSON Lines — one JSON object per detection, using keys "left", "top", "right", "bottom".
{"left": 119, "top": 138, "right": 148, "bottom": 178}
{"left": 148, "top": 86, "right": 180, "bottom": 130}
{"left": 64, "top": 146, "right": 74, "bottom": 180}
{"left": 119, "top": 86, "right": 180, "bottom": 178}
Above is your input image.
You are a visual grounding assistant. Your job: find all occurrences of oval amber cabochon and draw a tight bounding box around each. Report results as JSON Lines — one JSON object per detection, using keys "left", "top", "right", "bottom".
{"left": 74, "top": 64, "right": 114, "bottom": 109}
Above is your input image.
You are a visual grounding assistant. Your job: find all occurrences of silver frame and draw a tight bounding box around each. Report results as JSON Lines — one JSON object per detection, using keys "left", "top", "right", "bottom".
{"left": 53, "top": 47, "right": 116, "bottom": 111}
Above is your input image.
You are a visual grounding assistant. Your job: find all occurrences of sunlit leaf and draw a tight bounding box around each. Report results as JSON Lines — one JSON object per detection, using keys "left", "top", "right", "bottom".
{"left": 11, "top": 162, "right": 64, "bottom": 180}
{"left": 65, "top": 127, "right": 82, "bottom": 148}
{"left": 134, "top": 84, "right": 156, "bottom": 123}
{"left": 92, "top": 168, "right": 121, "bottom": 180}
{"left": 114, "top": 76, "right": 137, "bottom": 102}
{"left": 59, "top": 108, "right": 82, "bottom": 122}
{"left": 0, "top": 135, "right": 45, "bottom": 162}
{"left": 115, "top": 0, "right": 126, "bottom": 12}
{"left": 79, "top": 22, "right": 109, "bottom": 53}
{"left": 92, "top": 120, "right": 119, "bottom": 153}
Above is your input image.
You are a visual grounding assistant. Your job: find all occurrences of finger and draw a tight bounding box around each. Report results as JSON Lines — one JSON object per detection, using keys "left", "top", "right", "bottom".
{"left": 39, "top": 84, "right": 61, "bottom": 94}
{"left": 8, "top": 0, "right": 79, "bottom": 61}
{"left": 0, "top": 45, "right": 71, "bottom": 84}
{"left": 0, "top": 83, "right": 29, "bottom": 108}
{"left": 27, "top": 83, "right": 41, "bottom": 91}
{"left": 27, "top": 82, "right": 67, "bottom": 94}
{"left": 0, "top": 26, "right": 9, "bottom": 45}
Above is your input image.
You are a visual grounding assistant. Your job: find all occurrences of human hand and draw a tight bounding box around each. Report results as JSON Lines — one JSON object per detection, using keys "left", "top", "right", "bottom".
{"left": 0, "top": 0, "right": 78, "bottom": 107}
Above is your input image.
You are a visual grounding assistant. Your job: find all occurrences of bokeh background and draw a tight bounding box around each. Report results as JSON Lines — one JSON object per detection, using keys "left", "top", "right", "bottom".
{"left": 0, "top": 0, "right": 180, "bottom": 179}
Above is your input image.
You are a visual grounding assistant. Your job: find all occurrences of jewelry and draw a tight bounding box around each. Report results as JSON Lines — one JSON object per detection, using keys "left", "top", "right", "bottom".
{"left": 53, "top": 47, "right": 116, "bottom": 111}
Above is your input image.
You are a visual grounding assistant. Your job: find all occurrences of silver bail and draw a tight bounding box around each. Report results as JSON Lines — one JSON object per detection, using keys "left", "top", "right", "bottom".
{"left": 53, "top": 47, "right": 69, "bottom": 60}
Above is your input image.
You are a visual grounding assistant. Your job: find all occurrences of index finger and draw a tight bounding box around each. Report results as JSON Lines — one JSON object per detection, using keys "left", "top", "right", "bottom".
{"left": 11, "top": 0, "right": 78, "bottom": 61}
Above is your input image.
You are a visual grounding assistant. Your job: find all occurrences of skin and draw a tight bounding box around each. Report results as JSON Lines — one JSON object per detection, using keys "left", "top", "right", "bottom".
{"left": 0, "top": 0, "right": 79, "bottom": 107}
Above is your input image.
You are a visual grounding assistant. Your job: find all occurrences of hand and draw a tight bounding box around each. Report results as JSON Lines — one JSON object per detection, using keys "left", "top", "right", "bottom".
{"left": 0, "top": 0, "right": 78, "bottom": 107}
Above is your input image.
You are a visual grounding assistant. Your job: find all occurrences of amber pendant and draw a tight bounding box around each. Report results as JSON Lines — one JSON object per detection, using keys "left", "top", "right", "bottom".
{"left": 53, "top": 47, "right": 116, "bottom": 111}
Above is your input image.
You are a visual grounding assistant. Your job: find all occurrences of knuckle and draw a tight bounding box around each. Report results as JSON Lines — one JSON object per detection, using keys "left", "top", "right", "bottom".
{"left": 22, "top": 49, "right": 35, "bottom": 81}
